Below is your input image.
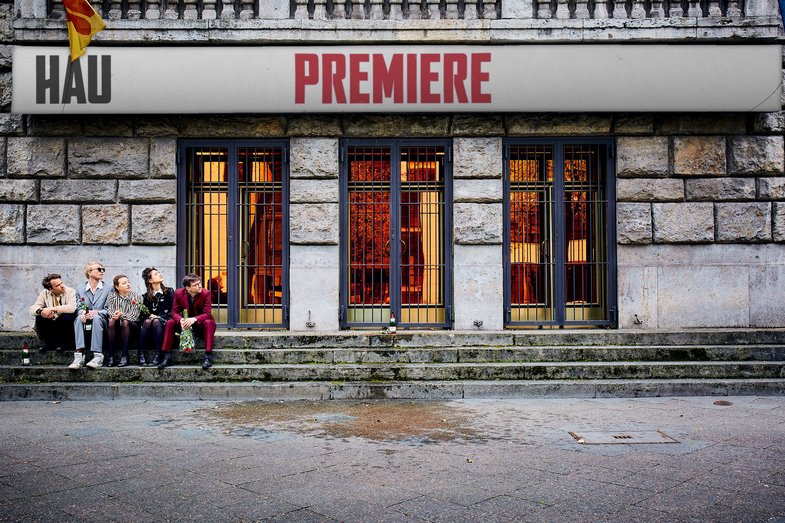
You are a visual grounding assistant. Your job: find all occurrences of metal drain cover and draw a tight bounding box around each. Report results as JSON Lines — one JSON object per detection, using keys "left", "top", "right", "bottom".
{"left": 569, "top": 430, "right": 679, "bottom": 445}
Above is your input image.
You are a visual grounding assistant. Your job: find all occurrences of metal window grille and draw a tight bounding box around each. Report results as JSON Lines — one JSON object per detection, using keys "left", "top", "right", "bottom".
{"left": 504, "top": 139, "right": 616, "bottom": 328}
{"left": 340, "top": 139, "right": 452, "bottom": 329}
{"left": 180, "top": 140, "right": 289, "bottom": 328}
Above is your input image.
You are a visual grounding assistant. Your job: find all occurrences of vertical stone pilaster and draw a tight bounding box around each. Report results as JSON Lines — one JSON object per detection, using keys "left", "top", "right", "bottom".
{"left": 290, "top": 245, "right": 340, "bottom": 331}
{"left": 453, "top": 244, "right": 503, "bottom": 330}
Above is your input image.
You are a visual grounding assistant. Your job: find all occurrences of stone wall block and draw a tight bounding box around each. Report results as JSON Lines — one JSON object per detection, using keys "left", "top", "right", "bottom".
{"left": 685, "top": 178, "right": 756, "bottom": 202}
{"left": 84, "top": 118, "right": 134, "bottom": 137}
{"left": 506, "top": 114, "right": 612, "bottom": 136}
{"left": 673, "top": 136, "right": 726, "bottom": 176}
{"left": 774, "top": 203, "right": 785, "bottom": 242}
{"left": 26, "top": 205, "right": 80, "bottom": 244}
{"left": 118, "top": 180, "right": 176, "bottom": 202}
{"left": 343, "top": 116, "right": 450, "bottom": 137}
{"left": 0, "top": 204, "right": 25, "bottom": 243}
{"left": 290, "top": 203, "right": 339, "bottom": 245}
{"left": 135, "top": 117, "right": 181, "bottom": 137}
{"left": 453, "top": 138, "right": 503, "bottom": 179}
{"left": 290, "top": 179, "right": 339, "bottom": 203}
{"left": 180, "top": 116, "right": 286, "bottom": 137}
{"left": 0, "top": 114, "right": 24, "bottom": 135}
{"left": 752, "top": 112, "right": 785, "bottom": 134}
{"left": 69, "top": 138, "right": 149, "bottom": 179}
{"left": 0, "top": 44, "right": 10, "bottom": 68}
{"left": 454, "top": 203, "right": 502, "bottom": 244}
{"left": 758, "top": 178, "right": 785, "bottom": 200}
{"left": 728, "top": 136, "right": 785, "bottom": 176}
{"left": 612, "top": 114, "right": 655, "bottom": 135}
{"left": 716, "top": 202, "right": 772, "bottom": 243}
{"left": 617, "top": 203, "right": 652, "bottom": 244}
{"left": 41, "top": 180, "right": 117, "bottom": 203}
{"left": 287, "top": 117, "right": 342, "bottom": 136}
{"left": 658, "top": 114, "right": 746, "bottom": 135}
{"left": 131, "top": 204, "right": 177, "bottom": 244}
{"left": 290, "top": 138, "right": 339, "bottom": 179}
{"left": 617, "top": 137, "right": 669, "bottom": 178}
{"left": 27, "top": 116, "right": 82, "bottom": 137}
{"left": 0, "top": 138, "right": 5, "bottom": 176}
{"left": 617, "top": 179, "right": 683, "bottom": 202}
{"left": 0, "top": 72, "right": 10, "bottom": 111}
{"left": 7, "top": 138, "right": 66, "bottom": 178}
{"left": 451, "top": 115, "right": 505, "bottom": 136}
{"left": 82, "top": 204, "right": 130, "bottom": 245}
{"left": 0, "top": 180, "right": 37, "bottom": 203}
{"left": 454, "top": 244, "right": 504, "bottom": 330}
{"left": 149, "top": 138, "right": 177, "bottom": 179}
{"left": 454, "top": 179, "right": 502, "bottom": 203}
{"left": 652, "top": 202, "right": 714, "bottom": 243}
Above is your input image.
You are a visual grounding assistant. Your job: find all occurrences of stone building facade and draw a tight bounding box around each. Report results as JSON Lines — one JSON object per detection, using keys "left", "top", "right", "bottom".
{"left": 1, "top": 0, "right": 784, "bottom": 332}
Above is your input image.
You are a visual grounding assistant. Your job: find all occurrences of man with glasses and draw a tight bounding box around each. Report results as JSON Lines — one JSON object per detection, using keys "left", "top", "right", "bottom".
{"left": 158, "top": 274, "right": 216, "bottom": 370}
{"left": 69, "top": 262, "right": 110, "bottom": 369}
{"left": 29, "top": 273, "right": 77, "bottom": 353}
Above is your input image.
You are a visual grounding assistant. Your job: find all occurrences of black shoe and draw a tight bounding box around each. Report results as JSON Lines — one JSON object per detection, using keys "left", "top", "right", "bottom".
{"left": 157, "top": 353, "right": 172, "bottom": 369}
{"left": 38, "top": 346, "right": 50, "bottom": 354}
{"left": 55, "top": 346, "right": 65, "bottom": 354}
{"left": 138, "top": 352, "right": 146, "bottom": 366}
{"left": 118, "top": 357, "right": 128, "bottom": 367}
{"left": 201, "top": 354, "right": 213, "bottom": 370}
{"left": 149, "top": 353, "right": 160, "bottom": 367}
{"left": 105, "top": 357, "right": 115, "bottom": 367}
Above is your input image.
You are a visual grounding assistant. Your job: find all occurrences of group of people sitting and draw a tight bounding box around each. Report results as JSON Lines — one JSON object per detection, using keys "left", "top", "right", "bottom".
{"left": 29, "top": 262, "right": 217, "bottom": 370}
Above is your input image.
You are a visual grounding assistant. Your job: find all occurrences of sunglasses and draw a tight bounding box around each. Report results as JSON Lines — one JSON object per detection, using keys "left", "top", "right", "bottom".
{"left": 94, "top": 267, "right": 106, "bottom": 273}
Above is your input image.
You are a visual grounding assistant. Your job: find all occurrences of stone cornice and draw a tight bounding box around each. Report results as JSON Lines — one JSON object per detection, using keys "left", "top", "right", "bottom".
{"left": 12, "top": 16, "right": 783, "bottom": 44}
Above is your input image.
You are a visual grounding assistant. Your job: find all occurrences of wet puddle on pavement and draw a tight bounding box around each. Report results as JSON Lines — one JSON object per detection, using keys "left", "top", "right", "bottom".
{"left": 197, "top": 400, "right": 484, "bottom": 445}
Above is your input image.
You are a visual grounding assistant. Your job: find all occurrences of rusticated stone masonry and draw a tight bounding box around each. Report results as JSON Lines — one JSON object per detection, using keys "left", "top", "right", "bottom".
{"left": 616, "top": 134, "right": 785, "bottom": 246}
{"left": 0, "top": 134, "right": 177, "bottom": 246}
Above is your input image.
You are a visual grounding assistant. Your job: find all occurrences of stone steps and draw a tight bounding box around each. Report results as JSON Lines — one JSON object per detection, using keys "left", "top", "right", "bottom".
{"left": 2, "top": 360, "right": 784, "bottom": 383}
{"left": 1, "top": 379, "right": 784, "bottom": 401}
{"left": 1, "top": 329, "right": 783, "bottom": 400}
{"left": 4, "top": 345, "right": 785, "bottom": 365}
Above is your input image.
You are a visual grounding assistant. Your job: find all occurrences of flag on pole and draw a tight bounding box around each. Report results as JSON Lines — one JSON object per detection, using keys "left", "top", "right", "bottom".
{"left": 63, "top": 0, "right": 106, "bottom": 62}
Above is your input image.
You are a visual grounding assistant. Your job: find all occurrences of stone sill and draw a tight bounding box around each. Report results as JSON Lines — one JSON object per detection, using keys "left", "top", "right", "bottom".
{"left": 12, "top": 16, "right": 783, "bottom": 44}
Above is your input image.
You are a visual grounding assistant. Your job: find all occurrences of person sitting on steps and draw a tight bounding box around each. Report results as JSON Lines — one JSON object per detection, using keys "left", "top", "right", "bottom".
{"left": 106, "top": 274, "right": 143, "bottom": 367}
{"left": 158, "top": 274, "right": 216, "bottom": 371}
{"left": 138, "top": 267, "right": 174, "bottom": 367}
{"left": 29, "top": 273, "right": 77, "bottom": 354}
{"left": 70, "top": 262, "right": 110, "bottom": 369}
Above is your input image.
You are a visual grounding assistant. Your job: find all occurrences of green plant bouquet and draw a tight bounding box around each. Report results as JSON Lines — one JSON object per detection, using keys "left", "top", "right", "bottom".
{"left": 178, "top": 310, "right": 195, "bottom": 353}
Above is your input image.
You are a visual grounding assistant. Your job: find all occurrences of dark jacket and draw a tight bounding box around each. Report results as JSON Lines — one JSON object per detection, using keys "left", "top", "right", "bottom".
{"left": 142, "top": 287, "right": 174, "bottom": 321}
{"left": 171, "top": 288, "right": 213, "bottom": 324}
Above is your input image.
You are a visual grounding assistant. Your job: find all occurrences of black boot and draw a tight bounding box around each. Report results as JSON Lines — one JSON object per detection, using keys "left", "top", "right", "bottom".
{"left": 201, "top": 353, "right": 213, "bottom": 370}
{"left": 149, "top": 352, "right": 160, "bottom": 367}
{"left": 157, "top": 352, "right": 172, "bottom": 369}
{"left": 118, "top": 356, "right": 128, "bottom": 367}
{"left": 137, "top": 350, "right": 146, "bottom": 367}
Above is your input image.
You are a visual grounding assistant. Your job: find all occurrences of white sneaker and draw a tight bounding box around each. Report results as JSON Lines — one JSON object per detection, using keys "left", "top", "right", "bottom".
{"left": 85, "top": 353, "right": 104, "bottom": 369}
{"left": 68, "top": 352, "right": 85, "bottom": 369}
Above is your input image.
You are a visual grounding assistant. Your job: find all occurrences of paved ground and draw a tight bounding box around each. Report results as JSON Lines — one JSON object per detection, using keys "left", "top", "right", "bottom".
{"left": 0, "top": 396, "right": 784, "bottom": 523}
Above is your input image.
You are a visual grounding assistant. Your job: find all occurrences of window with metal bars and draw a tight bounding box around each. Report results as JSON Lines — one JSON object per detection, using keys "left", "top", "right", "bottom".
{"left": 179, "top": 140, "right": 289, "bottom": 328}
{"left": 504, "top": 139, "right": 616, "bottom": 328}
{"left": 340, "top": 139, "right": 452, "bottom": 329}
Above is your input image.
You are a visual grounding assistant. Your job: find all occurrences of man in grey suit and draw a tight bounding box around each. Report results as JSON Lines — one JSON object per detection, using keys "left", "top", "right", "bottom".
{"left": 69, "top": 261, "right": 110, "bottom": 369}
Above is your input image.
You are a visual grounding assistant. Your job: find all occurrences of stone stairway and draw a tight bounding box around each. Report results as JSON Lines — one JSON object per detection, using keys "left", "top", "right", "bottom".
{"left": 1, "top": 329, "right": 784, "bottom": 400}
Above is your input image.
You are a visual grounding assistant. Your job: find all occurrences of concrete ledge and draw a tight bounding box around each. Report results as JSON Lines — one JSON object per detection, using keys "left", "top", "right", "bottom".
{"left": 2, "top": 379, "right": 783, "bottom": 401}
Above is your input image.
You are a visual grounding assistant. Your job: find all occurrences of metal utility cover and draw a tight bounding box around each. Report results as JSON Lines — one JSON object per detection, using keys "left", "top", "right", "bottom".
{"left": 569, "top": 430, "right": 679, "bottom": 445}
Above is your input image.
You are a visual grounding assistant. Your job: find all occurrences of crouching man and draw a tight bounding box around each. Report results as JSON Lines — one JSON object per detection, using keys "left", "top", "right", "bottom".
{"left": 29, "top": 273, "right": 76, "bottom": 353}
{"left": 158, "top": 274, "right": 216, "bottom": 370}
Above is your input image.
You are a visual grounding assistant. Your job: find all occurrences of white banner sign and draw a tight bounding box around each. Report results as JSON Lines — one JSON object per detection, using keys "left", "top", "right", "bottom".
{"left": 12, "top": 44, "right": 783, "bottom": 114}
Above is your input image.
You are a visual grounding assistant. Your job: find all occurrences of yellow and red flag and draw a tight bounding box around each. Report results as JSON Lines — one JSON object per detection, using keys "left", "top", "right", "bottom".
{"left": 63, "top": 0, "right": 106, "bottom": 62}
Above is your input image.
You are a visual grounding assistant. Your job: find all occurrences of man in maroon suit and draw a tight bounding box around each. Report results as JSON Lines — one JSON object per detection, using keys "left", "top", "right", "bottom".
{"left": 158, "top": 274, "right": 216, "bottom": 370}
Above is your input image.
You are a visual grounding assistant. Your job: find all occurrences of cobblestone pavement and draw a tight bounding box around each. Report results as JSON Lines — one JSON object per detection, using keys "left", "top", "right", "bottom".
{"left": 1, "top": 396, "right": 784, "bottom": 522}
